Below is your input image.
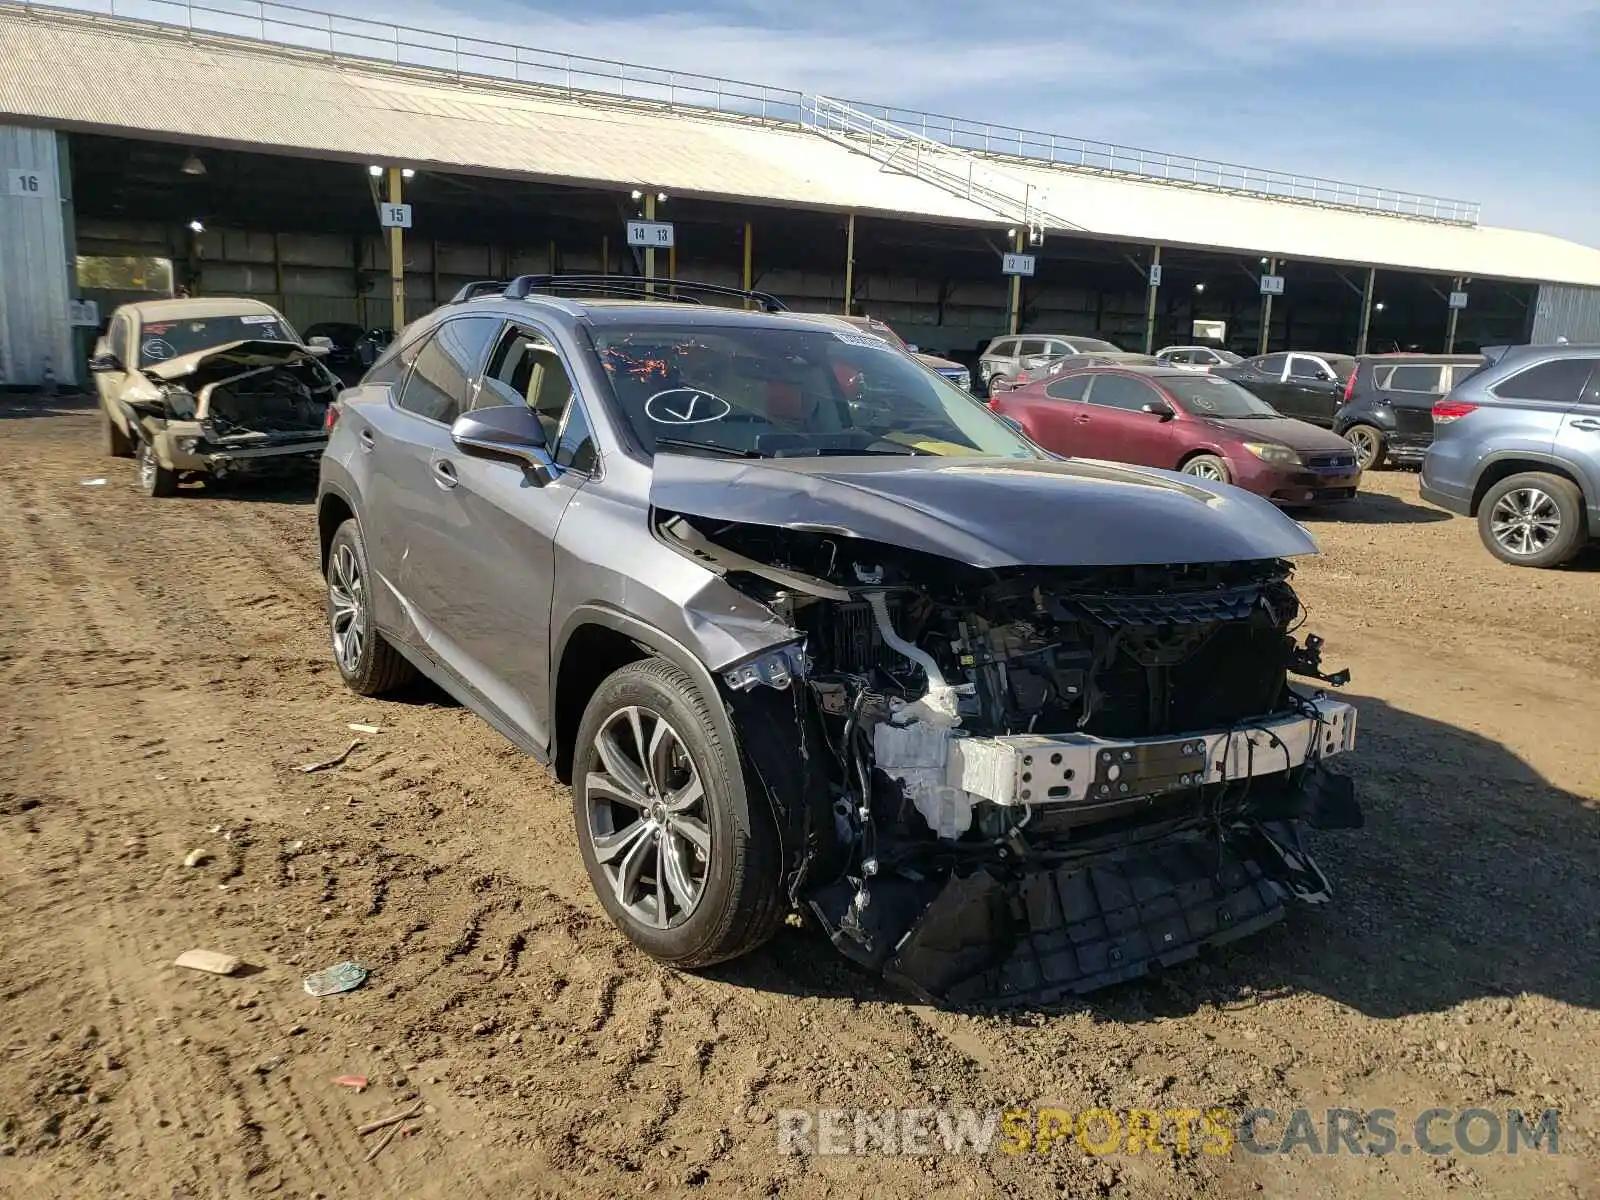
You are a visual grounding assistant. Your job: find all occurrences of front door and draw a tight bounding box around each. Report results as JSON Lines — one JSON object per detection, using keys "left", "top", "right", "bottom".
{"left": 1281, "top": 355, "right": 1343, "bottom": 425}
{"left": 407, "top": 322, "right": 595, "bottom": 750}
{"left": 1077, "top": 373, "right": 1179, "bottom": 466}
{"left": 1555, "top": 359, "right": 1600, "bottom": 517}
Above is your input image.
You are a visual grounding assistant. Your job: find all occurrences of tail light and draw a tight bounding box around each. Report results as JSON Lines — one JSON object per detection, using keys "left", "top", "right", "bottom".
{"left": 323, "top": 400, "right": 341, "bottom": 432}
{"left": 1433, "top": 400, "right": 1477, "bottom": 424}
{"left": 1342, "top": 371, "right": 1357, "bottom": 403}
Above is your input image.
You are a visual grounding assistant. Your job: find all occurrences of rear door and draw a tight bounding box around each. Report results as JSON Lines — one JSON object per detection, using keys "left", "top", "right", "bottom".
{"left": 1076, "top": 373, "right": 1179, "bottom": 466}
{"left": 1280, "top": 355, "right": 1343, "bottom": 425}
{"left": 1554, "top": 360, "right": 1600, "bottom": 516}
{"left": 1381, "top": 363, "right": 1448, "bottom": 440}
{"left": 1014, "top": 373, "right": 1090, "bottom": 452}
{"left": 363, "top": 314, "right": 504, "bottom": 663}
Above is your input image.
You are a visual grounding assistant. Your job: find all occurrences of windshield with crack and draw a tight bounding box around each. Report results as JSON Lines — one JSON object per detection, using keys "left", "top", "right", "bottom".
{"left": 592, "top": 324, "right": 1040, "bottom": 459}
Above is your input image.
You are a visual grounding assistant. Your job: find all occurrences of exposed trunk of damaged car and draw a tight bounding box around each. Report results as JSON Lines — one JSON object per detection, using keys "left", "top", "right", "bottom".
{"left": 657, "top": 491, "right": 1361, "bottom": 1007}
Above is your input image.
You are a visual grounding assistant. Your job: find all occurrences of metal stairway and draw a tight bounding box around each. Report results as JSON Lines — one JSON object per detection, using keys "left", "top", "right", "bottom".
{"left": 803, "top": 95, "right": 1081, "bottom": 236}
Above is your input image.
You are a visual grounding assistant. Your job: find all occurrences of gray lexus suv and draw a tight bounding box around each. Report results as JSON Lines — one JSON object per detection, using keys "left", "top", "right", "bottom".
{"left": 1420, "top": 343, "right": 1600, "bottom": 568}
{"left": 316, "top": 275, "right": 1361, "bottom": 1006}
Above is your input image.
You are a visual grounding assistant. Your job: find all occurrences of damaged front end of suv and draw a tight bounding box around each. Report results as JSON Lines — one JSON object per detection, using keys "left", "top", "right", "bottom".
{"left": 121, "top": 340, "right": 338, "bottom": 494}
{"left": 653, "top": 454, "right": 1360, "bottom": 1007}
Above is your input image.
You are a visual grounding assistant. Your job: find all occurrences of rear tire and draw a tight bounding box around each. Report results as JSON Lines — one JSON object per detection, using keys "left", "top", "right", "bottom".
{"left": 1344, "top": 423, "right": 1386, "bottom": 471}
{"left": 136, "top": 441, "right": 178, "bottom": 497}
{"left": 104, "top": 410, "right": 134, "bottom": 458}
{"left": 572, "top": 658, "right": 785, "bottom": 969}
{"left": 326, "top": 518, "right": 416, "bottom": 694}
{"left": 1180, "top": 453, "right": 1232, "bottom": 484}
{"left": 1477, "top": 473, "right": 1586, "bottom": 569}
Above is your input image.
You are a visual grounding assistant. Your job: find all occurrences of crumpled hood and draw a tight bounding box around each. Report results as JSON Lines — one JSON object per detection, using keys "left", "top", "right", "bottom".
{"left": 142, "top": 339, "right": 323, "bottom": 382}
{"left": 1199, "top": 416, "right": 1358, "bottom": 455}
{"left": 650, "top": 453, "right": 1317, "bottom": 567}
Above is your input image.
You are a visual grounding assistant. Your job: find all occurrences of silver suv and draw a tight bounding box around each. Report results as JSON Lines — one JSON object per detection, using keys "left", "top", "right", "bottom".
{"left": 1420, "top": 344, "right": 1600, "bottom": 567}
{"left": 978, "top": 334, "right": 1121, "bottom": 392}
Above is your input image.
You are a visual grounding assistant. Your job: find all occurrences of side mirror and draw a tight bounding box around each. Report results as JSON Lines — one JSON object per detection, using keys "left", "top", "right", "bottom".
{"left": 1142, "top": 401, "right": 1176, "bottom": 420}
{"left": 906, "top": 343, "right": 920, "bottom": 353}
{"left": 307, "top": 336, "right": 335, "bottom": 354}
{"left": 88, "top": 351, "right": 121, "bottom": 373}
{"left": 450, "top": 404, "right": 555, "bottom": 486}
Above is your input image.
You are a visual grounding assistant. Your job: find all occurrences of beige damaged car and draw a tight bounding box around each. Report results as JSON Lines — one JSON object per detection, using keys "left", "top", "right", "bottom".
{"left": 91, "top": 298, "right": 341, "bottom": 496}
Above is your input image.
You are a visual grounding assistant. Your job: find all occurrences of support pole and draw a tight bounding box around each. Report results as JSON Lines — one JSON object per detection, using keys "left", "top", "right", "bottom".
{"left": 1355, "top": 266, "right": 1376, "bottom": 356}
{"left": 1445, "top": 275, "right": 1463, "bottom": 352}
{"left": 387, "top": 167, "right": 405, "bottom": 333}
{"left": 1008, "top": 228, "right": 1024, "bottom": 336}
{"left": 843, "top": 213, "right": 856, "bottom": 315}
{"left": 742, "top": 220, "right": 753, "bottom": 308}
{"left": 1143, "top": 244, "right": 1162, "bottom": 354}
{"left": 643, "top": 192, "right": 656, "bottom": 294}
{"left": 1257, "top": 257, "right": 1276, "bottom": 356}
{"left": 601, "top": 234, "right": 609, "bottom": 277}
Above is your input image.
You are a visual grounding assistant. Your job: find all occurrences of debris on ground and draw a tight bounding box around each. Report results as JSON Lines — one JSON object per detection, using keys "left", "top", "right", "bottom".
{"left": 181, "top": 848, "right": 209, "bottom": 868}
{"left": 356, "top": 1101, "right": 424, "bottom": 1137}
{"left": 79, "top": 478, "right": 107, "bottom": 487}
{"left": 332, "top": 1074, "right": 369, "bottom": 1092}
{"left": 297, "top": 740, "right": 361, "bottom": 773}
{"left": 362, "top": 1101, "right": 425, "bottom": 1162}
{"left": 347, "top": 723, "right": 381, "bottom": 734}
{"left": 303, "top": 961, "right": 368, "bottom": 997}
{"left": 173, "top": 949, "right": 243, "bottom": 976}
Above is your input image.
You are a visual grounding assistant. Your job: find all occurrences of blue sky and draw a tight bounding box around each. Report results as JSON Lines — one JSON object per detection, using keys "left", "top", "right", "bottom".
{"left": 125, "top": 0, "right": 1600, "bottom": 243}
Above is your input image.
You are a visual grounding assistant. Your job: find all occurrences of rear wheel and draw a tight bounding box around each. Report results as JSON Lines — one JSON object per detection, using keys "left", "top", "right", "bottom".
{"left": 1344, "top": 423, "right": 1386, "bottom": 471}
{"left": 1478, "top": 473, "right": 1586, "bottom": 568}
{"left": 326, "top": 519, "right": 416, "bottom": 694}
{"left": 136, "top": 441, "right": 178, "bottom": 497}
{"left": 1180, "top": 453, "right": 1232, "bottom": 484}
{"left": 572, "top": 659, "right": 785, "bottom": 968}
{"left": 103, "top": 410, "right": 134, "bottom": 458}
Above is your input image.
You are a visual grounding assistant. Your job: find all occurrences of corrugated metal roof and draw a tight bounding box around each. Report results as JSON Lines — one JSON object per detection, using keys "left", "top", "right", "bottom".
{"left": 3, "top": 6, "right": 1598, "bottom": 287}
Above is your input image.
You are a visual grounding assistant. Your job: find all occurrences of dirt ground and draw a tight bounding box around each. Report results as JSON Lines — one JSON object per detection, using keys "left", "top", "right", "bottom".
{"left": 0, "top": 395, "right": 1595, "bottom": 1200}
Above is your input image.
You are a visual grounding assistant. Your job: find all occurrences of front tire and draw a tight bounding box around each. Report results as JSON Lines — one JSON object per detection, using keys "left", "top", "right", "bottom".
{"left": 572, "top": 659, "right": 784, "bottom": 969}
{"left": 1344, "top": 423, "right": 1386, "bottom": 471}
{"left": 325, "top": 519, "right": 416, "bottom": 694}
{"left": 1180, "top": 453, "right": 1232, "bottom": 484}
{"left": 1478, "top": 473, "right": 1586, "bottom": 568}
{"left": 136, "top": 441, "right": 178, "bottom": 497}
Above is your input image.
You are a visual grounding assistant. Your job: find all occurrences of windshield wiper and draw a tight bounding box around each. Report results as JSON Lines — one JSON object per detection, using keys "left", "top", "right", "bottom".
{"left": 653, "top": 437, "right": 763, "bottom": 459}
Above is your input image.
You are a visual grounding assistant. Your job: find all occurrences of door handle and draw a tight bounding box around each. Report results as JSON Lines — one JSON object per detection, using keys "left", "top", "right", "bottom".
{"left": 358, "top": 429, "right": 376, "bottom": 452}
{"left": 431, "top": 458, "right": 459, "bottom": 489}
{"left": 1074, "top": 413, "right": 1092, "bottom": 423}
{"left": 1570, "top": 418, "right": 1600, "bottom": 432}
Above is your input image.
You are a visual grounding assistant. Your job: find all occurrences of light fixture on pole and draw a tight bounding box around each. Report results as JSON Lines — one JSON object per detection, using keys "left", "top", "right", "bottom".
{"left": 1375, "top": 301, "right": 1386, "bottom": 312}
{"left": 1194, "top": 282, "right": 1206, "bottom": 293}
{"left": 181, "top": 153, "right": 207, "bottom": 177}
{"left": 188, "top": 219, "right": 205, "bottom": 233}
{"left": 402, "top": 168, "right": 416, "bottom": 180}
{"left": 368, "top": 165, "right": 384, "bottom": 177}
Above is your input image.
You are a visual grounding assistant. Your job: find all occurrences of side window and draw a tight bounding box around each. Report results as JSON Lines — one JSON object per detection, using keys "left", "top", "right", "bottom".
{"left": 1447, "top": 360, "right": 1486, "bottom": 390}
{"left": 1384, "top": 365, "right": 1446, "bottom": 394}
{"left": 365, "top": 323, "right": 432, "bottom": 387}
{"left": 1085, "top": 374, "right": 1160, "bottom": 412}
{"left": 1044, "top": 375, "right": 1090, "bottom": 401}
{"left": 1018, "top": 338, "right": 1049, "bottom": 358}
{"left": 482, "top": 326, "right": 597, "bottom": 473}
{"left": 986, "top": 338, "right": 1015, "bottom": 359}
{"left": 1255, "top": 353, "right": 1289, "bottom": 376}
{"left": 1492, "top": 358, "right": 1597, "bottom": 404}
{"left": 1287, "top": 356, "right": 1329, "bottom": 380}
{"left": 395, "top": 316, "right": 501, "bottom": 424}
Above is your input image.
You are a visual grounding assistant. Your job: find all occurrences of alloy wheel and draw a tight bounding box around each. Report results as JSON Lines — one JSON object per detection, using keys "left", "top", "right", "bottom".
{"left": 584, "top": 705, "right": 711, "bottom": 929}
{"left": 1489, "top": 488, "right": 1562, "bottom": 558}
{"left": 1346, "top": 426, "right": 1379, "bottom": 470}
{"left": 327, "top": 542, "right": 367, "bottom": 674}
{"left": 1183, "top": 458, "right": 1227, "bottom": 481}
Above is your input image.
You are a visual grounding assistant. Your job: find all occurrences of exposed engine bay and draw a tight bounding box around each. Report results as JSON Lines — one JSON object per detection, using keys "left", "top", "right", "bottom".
{"left": 152, "top": 358, "right": 334, "bottom": 445}
{"left": 660, "top": 509, "right": 1361, "bottom": 1006}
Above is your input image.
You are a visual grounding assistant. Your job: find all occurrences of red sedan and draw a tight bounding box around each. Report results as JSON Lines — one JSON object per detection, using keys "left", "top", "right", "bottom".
{"left": 990, "top": 366, "right": 1363, "bottom": 505}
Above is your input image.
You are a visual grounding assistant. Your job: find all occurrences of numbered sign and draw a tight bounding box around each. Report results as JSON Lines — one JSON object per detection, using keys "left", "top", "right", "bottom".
{"left": 69, "top": 299, "right": 100, "bottom": 327}
{"left": 7, "top": 168, "right": 49, "bottom": 198}
{"left": 1148, "top": 263, "right": 1163, "bottom": 288}
{"left": 379, "top": 203, "right": 413, "bottom": 229}
{"left": 1259, "top": 274, "right": 1285, "bottom": 296}
{"left": 1002, "top": 253, "right": 1036, "bottom": 277}
{"left": 627, "top": 220, "right": 675, "bottom": 248}
{"left": 1448, "top": 291, "right": 1469, "bottom": 310}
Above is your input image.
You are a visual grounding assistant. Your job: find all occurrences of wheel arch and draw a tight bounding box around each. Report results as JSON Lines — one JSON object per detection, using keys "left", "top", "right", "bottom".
{"left": 1469, "top": 456, "right": 1586, "bottom": 517}
{"left": 316, "top": 485, "right": 358, "bottom": 576}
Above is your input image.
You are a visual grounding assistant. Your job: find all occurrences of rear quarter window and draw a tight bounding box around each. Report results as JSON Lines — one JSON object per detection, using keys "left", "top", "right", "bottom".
{"left": 1491, "top": 358, "right": 1598, "bottom": 404}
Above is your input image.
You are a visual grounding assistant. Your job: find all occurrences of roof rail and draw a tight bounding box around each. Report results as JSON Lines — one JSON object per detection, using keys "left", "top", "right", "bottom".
{"left": 449, "top": 280, "right": 513, "bottom": 303}
{"left": 503, "top": 274, "right": 789, "bottom": 312}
